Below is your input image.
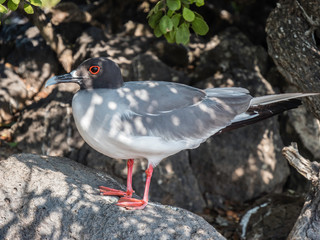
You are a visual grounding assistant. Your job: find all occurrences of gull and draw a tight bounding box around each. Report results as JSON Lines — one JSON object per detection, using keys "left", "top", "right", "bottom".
{"left": 46, "top": 57, "right": 318, "bottom": 209}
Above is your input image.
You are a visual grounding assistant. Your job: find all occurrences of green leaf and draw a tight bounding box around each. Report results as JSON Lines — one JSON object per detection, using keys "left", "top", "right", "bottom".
{"left": 0, "top": 0, "right": 6, "bottom": 4}
{"left": 154, "top": 0, "right": 165, "bottom": 13}
{"left": 194, "top": 12, "right": 204, "bottom": 19}
{"left": 167, "top": 9, "right": 174, "bottom": 17}
{"left": 171, "top": 13, "right": 181, "bottom": 28}
{"left": 164, "top": 30, "right": 176, "bottom": 43}
{"left": 176, "top": 23, "right": 190, "bottom": 45}
{"left": 159, "top": 15, "right": 173, "bottom": 34}
{"left": 24, "top": 3, "right": 34, "bottom": 14}
{"left": 182, "top": 7, "right": 195, "bottom": 22}
{"left": 0, "top": 4, "right": 8, "bottom": 13}
{"left": 181, "top": 0, "right": 190, "bottom": 4}
{"left": 195, "top": 0, "right": 204, "bottom": 7}
{"left": 148, "top": 11, "right": 163, "bottom": 29}
{"left": 191, "top": 16, "right": 209, "bottom": 35}
{"left": 166, "top": 0, "right": 181, "bottom": 11}
{"left": 8, "top": 0, "right": 19, "bottom": 11}
{"left": 154, "top": 25, "right": 163, "bottom": 37}
{"left": 29, "top": 0, "right": 42, "bottom": 7}
{"left": 148, "top": 0, "right": 164, "bottom": 18}
{"left": 12, "top": 0, "right": 20, "bottom": 4}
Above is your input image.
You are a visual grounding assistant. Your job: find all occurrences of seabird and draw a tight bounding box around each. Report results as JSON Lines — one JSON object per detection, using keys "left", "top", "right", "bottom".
{"left": 45, "top": 57, "right": 318, "bottom": 209}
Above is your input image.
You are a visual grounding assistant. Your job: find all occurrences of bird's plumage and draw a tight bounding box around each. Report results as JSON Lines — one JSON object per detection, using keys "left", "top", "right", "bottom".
{"left": 71, "top": 81, "right": 255, "bottom": 166}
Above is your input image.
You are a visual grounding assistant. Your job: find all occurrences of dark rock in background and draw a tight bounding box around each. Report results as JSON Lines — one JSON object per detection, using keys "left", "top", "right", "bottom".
{"left": 11, "top": 89, "right": 81, "bottom": 157}
{"left": 6, "top": 26, "right": 59, "bottom": 90}
{"left": 192, "top": 27, "right": 268, "bottom": 82}
{"left": 239, "top": 193, "right": 304, "bottom": 239}
{"left": 152, "top": 41, "right": 189, "bottom": 68}
{"left": 130, "top": 53, "right": 190, "bottom": 84}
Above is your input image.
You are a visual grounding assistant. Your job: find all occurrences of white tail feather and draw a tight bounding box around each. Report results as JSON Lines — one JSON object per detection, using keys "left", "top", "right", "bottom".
{"left": 250, "top": 93, "right": 319, "bottom": 106}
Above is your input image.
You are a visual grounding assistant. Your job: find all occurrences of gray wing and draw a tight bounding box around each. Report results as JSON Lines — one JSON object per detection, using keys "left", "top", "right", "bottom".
{"left": 121, "top": 81, "right": 206, "bottom": 114}
{"left": 118, "top": 83, "right": 253, "bottom": 141}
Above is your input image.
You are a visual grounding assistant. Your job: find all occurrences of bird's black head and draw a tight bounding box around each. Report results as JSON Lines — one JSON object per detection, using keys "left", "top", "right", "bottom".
{"left": 45, "top": 57, "right": 124, "bottom": 90}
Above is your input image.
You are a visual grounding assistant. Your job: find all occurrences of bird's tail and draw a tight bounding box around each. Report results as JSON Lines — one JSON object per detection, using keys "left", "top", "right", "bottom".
{"left": 219, "top": 93, "right": 318, "bottom": 133}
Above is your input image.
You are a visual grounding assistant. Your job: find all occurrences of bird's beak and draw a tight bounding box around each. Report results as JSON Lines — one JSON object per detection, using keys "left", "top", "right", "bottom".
{"left": 45, "top": 71, "right": 83, "bottom": 87}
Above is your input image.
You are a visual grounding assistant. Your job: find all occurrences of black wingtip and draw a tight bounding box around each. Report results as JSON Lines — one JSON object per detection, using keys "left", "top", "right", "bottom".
{"left": 217, "top": 99, "right": 302, "bottom": 134}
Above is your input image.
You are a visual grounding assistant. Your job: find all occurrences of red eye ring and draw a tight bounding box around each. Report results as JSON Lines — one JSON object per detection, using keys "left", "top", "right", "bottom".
{"left": 89, "top": 66, "right": 100, "bottom": 75}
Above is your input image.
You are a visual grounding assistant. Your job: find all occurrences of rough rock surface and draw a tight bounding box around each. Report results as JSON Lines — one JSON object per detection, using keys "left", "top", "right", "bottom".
{"left": 0, "top": 154, "right": 225, "bottom": 240}
{"left": 193, "top": 27, "right": 268, "bottom": 82}
{"left": 266, "top": 0, "right": 320, "bottom": 118}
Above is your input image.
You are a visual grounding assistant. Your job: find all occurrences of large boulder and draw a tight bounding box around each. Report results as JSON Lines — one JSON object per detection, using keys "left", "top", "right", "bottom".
{"left": 0, "top": 154, "right": 224, "bottom": 239}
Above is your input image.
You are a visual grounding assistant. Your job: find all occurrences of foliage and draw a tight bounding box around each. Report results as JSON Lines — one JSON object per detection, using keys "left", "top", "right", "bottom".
{"left": 0, "top": 0, "right": 61, "bottom": 24}
{"left": 0, "top": 0, "right": 42, "bottom": 15}
{"left": 148, "top": 0, "right": 209, "bottom": 45}
{"left": 0, "top": 0, "right": 208, "bottom": 45}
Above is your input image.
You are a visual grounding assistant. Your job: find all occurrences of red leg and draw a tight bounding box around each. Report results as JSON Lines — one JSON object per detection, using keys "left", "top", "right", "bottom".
{"left": 125, "top": 159, "right": 134, "bottom": 197}
{"left": 99, "top": 159, "right": 135, "bottom": 197}
{"left": 117, "top": 165, "right": 154, "bottom": 210}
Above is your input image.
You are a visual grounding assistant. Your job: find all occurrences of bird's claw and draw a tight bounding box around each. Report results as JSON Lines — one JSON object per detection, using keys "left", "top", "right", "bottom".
{"left": 99, "top": 186, "right": 134, "bottom": 198}
{"left": 99, "top": 186, "right": 127, "bottom": 197}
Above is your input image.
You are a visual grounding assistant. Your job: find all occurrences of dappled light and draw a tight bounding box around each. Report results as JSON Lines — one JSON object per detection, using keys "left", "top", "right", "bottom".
{"left": 0, "top": 154, "right": 221, "bottom": 239}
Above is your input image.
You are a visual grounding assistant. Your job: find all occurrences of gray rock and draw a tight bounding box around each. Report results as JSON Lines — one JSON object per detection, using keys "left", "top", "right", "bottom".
{"left": 190, "top": 120, "right": 288, "bottom": 203}
{"left": 11, "top": 90, "right": 82, "bottom": 157}
{"left": 152, "top": 41, "right": 189, "bottom": 67}
{"left": 193, "top": 27, "right": 268, "bottom": 82}
{"left": 0, "top": 154, "right": 225, "bottom": 240}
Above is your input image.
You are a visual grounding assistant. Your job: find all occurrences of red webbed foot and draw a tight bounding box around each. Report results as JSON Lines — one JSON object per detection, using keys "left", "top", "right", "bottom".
{"left": 116, "top": 197, "right": 148, "bottom": 210}
{"left": 116, "top": 165, "right": 153, "bottom": 210}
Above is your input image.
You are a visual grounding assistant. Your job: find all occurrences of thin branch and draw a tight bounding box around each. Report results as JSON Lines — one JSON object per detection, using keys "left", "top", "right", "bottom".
{"left": 282, "top": 142, "right": 320, "bottom": 186}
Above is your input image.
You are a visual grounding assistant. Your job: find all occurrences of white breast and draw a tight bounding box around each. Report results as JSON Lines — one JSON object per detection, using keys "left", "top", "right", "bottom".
{"left": 72, "top": 90, "right": 198, "bottom": 166}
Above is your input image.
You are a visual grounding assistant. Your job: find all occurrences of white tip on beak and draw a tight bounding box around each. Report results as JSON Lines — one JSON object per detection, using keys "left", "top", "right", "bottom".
{"left": 45, "top": 76, "right": 58, "bottom": 87}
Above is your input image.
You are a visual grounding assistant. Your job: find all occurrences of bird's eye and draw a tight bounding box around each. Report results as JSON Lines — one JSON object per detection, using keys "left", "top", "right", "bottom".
{"left": 89, "top": 66, "right": 100, "bottom": 75}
